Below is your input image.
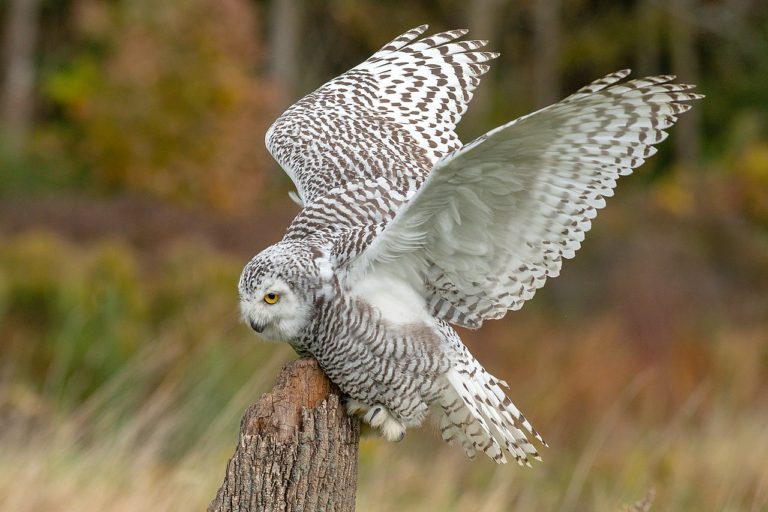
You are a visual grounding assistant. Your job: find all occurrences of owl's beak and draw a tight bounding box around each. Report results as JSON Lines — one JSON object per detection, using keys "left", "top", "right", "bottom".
{"left": 249, "top": 318, "right": 266, "bottom": 333}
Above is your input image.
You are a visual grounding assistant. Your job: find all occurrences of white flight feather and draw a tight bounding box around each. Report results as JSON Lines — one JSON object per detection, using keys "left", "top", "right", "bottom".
{"left": 348, "top": 71, "right": 702, "bottom": 329}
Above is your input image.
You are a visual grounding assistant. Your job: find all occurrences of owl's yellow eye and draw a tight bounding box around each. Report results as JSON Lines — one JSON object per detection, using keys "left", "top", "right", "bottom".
{"left": 263, "top": 293, "right": 280, "bottom": 305}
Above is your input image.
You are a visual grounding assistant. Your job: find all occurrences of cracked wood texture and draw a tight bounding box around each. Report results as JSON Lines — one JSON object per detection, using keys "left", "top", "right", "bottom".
{"left": 209, "top": 358, "right": 360, "bottom": 512}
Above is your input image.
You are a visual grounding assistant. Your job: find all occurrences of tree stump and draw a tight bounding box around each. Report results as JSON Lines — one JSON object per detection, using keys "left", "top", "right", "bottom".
{"left": 208, "top": 358, "right": 360, "bottom": 512}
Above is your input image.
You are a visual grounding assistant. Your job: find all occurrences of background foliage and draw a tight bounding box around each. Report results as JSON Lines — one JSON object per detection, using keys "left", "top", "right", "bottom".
{"left": 1, "top": 0, "right": 767, "bottom": 510}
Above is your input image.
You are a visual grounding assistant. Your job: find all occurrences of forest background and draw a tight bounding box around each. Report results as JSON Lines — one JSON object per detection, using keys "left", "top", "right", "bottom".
{"left": 1, "top": 0, "right": 767, "bottom": 510}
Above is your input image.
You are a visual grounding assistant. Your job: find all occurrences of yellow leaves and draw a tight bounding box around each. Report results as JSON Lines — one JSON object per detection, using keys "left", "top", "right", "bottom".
{"left": 42, "top": 57, "right": 103, "bottom": 115}
{"left": 653, "top": 136, "right": 768, "bottom": 225}
{"left": 654, "top": 172, "right": 695, "bottom": 218}
{"left": 739, "top": 140, "right": 768, "bottom": 181}
{"left": 43, "top": 0, "right": 278, "bottom": 212}
{"left": 733, "top": 140, "right": 768, "bottom": 224}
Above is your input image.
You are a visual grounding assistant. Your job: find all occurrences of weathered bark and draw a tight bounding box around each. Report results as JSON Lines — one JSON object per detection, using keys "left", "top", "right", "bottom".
{"left": 209, "top": 358, "right": 360, "bottom": 512}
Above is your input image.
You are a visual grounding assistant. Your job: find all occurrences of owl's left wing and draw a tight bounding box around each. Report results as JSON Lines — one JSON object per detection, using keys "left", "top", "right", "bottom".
{"left": 349, "top": 71, "right": 703, "bottom": 329}
{"left": 266, "top": 25, "right": 497, "bottom": 206}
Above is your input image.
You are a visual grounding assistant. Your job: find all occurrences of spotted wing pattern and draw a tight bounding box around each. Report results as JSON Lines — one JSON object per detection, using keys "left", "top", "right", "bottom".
{"left": 351, "top": 71, "right": 703, "bottom": 328}
{"left": 265, "top": 25, "right": 498, "bottom": 205}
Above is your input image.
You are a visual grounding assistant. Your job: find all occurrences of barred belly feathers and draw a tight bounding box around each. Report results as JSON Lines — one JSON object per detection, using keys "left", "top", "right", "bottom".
{"left": 237, "top": 25, "right": 701, "bottom": 464}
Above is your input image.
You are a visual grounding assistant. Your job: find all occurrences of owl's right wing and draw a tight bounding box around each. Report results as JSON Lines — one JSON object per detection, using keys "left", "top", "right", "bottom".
{"left": 265, "top": 25, "right": 497, "bottom": 206}
{"left": 349, "top": 71, "right": 702, "bottom": 328}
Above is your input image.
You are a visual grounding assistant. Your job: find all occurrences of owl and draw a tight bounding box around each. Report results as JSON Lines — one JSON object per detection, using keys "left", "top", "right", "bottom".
{"left": 238, "top": 25, "right": 701, "bottom": 464}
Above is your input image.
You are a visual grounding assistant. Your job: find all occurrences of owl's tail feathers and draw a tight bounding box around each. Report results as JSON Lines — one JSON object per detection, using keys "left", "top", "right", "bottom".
{"left": 436, "top": 362, "right": 546, "bottom": 465}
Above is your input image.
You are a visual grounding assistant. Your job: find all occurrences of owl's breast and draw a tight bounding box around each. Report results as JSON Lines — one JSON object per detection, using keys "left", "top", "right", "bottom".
{"left": 348, "top": 271, "right": 433, "bottom": 328}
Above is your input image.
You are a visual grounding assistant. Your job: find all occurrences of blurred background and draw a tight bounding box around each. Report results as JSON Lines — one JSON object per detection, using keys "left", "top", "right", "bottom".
{"left": 1, "top": 0, "right": 767, "bottom": 510}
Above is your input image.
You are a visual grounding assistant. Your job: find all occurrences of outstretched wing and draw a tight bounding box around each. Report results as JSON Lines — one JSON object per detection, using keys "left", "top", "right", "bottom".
{"left": 350, "top": 71, "right": 703, "bottom": 328}
{"left": 266, "top": 25, "right": 498, "bottom": 205}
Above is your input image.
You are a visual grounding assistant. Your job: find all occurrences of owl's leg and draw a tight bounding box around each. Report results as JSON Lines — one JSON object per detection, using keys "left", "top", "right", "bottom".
{"left": 343, "top": 399, "right": 406, "bottom": 442}
{"left": 365, "top": 405, "right": 406, "bottom": 442}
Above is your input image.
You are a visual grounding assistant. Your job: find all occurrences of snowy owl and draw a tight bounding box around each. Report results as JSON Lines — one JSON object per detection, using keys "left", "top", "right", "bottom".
{"left": 238, "top": 25, "right": 701, "bottom": 464}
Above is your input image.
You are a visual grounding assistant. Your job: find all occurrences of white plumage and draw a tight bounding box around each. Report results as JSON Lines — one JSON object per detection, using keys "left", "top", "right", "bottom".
{"left": 238, "top": 25, "right": 702, "bottom": 464}
{"left": 353, "top": 70, "right": 701, "bottom": 328}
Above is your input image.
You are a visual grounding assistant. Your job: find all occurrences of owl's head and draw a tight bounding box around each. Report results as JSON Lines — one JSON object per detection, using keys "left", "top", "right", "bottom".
{"left": 238, "top": 241, "right": 326, "bottom": 343}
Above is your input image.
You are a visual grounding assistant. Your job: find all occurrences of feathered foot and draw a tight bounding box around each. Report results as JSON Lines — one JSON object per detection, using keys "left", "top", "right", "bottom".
{"left": 343, "top": 398, "right": 406, "bottom": 442}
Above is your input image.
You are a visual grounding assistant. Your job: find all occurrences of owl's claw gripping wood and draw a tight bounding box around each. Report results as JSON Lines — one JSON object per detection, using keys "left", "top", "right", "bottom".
{"left": 366, "top": 405, "right": 407, "bottom": 442}
{"left": 344, "top": 399, "right": 406, "bottom": 442}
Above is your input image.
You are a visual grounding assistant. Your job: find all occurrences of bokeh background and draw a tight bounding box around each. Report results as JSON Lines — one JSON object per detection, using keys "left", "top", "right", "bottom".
{"left": 1, "top": 1, "right": 767, "bottom": 510}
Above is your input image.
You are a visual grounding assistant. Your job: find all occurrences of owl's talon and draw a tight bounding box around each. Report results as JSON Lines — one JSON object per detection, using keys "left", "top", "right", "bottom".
{"left": 364, "top": 405, "right": 387, "bottom": 427}
{"left": 350, "top": 402, "right": 407, "bottom": 442}
{"left": 368, "top": 406, "right": 381, "bottom": 422}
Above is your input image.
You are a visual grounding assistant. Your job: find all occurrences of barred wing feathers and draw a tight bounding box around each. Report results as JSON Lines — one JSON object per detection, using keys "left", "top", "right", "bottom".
{"left": 266, "top": 25, "right": 498, "bottom": 205}
{"left": 352, "top": 71, "right": 703, "bottom": 329}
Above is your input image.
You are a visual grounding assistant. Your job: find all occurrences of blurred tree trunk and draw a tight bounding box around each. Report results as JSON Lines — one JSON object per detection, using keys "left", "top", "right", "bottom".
{"left": 635, "top": 0, "right": 661, "bottom": 75}
{"left": 531, "top": 0, "right": 561, "bottom": 108}
{"left": 465, "top": 0, "right": 503, "bottom": 127}
{"left": 669, "top": 0, "right": 701, "bottom": 166}
{"left": 270, "top": 0, "right": 302, "bottom": 107}
{"left": 208, "top": 358, "right": 360, "bottom": 512}
{"left": 468, "top": 0, "right": 502, "bottom": 54}
{"left": 1, "top": 0, "right": 41, "bottom": 153}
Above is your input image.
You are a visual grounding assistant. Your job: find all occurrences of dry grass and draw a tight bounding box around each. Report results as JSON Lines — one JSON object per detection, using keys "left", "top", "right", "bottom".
{"left": 1, "top": 369, "right": 766, "bottom": 511}
{"left": 1, "top": 230, "right": 767, "bottom": 511}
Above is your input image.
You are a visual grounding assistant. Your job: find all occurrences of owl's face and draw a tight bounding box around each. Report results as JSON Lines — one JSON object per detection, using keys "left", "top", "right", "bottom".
{"left": 239, "top": 275, "right": 312, "bottom": 343}
{"left": 238, "top": 242, "right": 321, "bottom": 343}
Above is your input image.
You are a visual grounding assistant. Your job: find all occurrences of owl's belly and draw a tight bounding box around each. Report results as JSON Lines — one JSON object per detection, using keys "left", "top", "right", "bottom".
{"left": 302, "top": 273, "right": 450, "bottom": 425}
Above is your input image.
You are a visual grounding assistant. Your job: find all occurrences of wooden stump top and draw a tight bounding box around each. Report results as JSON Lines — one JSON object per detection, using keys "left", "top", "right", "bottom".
{"left": 209, "top": 357, "right": 360, "bottom": 512}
